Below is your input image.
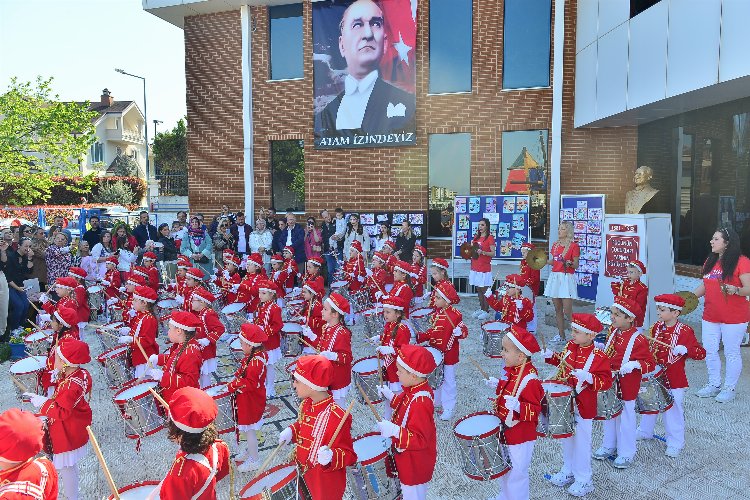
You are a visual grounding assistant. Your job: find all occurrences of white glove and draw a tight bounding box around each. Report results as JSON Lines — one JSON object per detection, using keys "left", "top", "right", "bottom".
{"left": 375, "top": 291, "right": 383, "bottom": 300}
{"left": 320, "top": 351, "right": 338, "bottom": 362}
{"left": 377, "top": 385, "right": 394, "bottom": 401}
{"left": 175, "top": 295, "right": 185, "bottom": 305}
{"left": 377, "top": 420, "right": 401, "bottom": 439}
{"left": 223, "top": 270, "right": 230, "bottom": 280}
{"left": 357, "top": 275, "right": 365, "bottom": 283}
{"left": 376, "top": 345, "right": 395, "bottom": 356}
{"left": 49, "top": 369, "right": 59, "bottom": 383}
{"left": 39, "top": 293, "right": 49, "bottom": 304}
{"left": 594, "top": 341, "right": 605, "bottom": 350}
{"left": 148, "top": 354, "right": 159, "bottom": 367}
{"left": 106, "top": 298, "right": 118, "bottom": 306}
{"left": 101, "top": 279, "right": 111, "bottom": 286}
{"left": 542, "top": 348, "right": 555, "bottom": 359}
{"left": 278, "top": 427, "right": 293, "bottom": 445}
{"left": 316, "top": 445, "right": 333, "bottom": 466}
{"left": 118, "top": 335, "right": 133, "bottom": 344}
{"left": 672, "top": 345, "right": 688, "bottom": 356}
{"left": 118, "top": 286, "right": 126, "bottom": 292}
{"left": 484, "top": 288, "right": 493, "bottom": 298}
{"left": 60, "top": 246, "right": 71, "bottom": 254}
{"left": 231, "top": 284, "right": 240, "bottom": 293}
{"left": 619, "top": 360, "right": 641, "bottom": 375}
{"left": 572, "top": 369, "right": 593, "bottom": 385}
{"left": 197, "top": 338, "right": 210, "bottom": 348}
{"left": 128, "top": 310, "right": 137, "bottom": 318}
{"left": 148, "top": 368, "right": 163, "bottom": 381}
{"left": 484, "top": 376, "right": 499, "bottom": 388}
{"left": 503, "top": 395, "right": 521, "bottom": 413}
{"left": 514, "top": 299, "right": 523, "bottom": 308}
{"left": 366, "top": 268, "right": 373, "bottom": 277}
{"left": 120, "top": 326, "right": 131, "bottom": 335}
{"left": 213, "top": 267, "right": 219, "bottom": 274}
{"left": 452, "top": 326, "right": 462, "bottom": 337}
{"left": 369, "top": 335, "right": 380, "bottom": 343}
{"left": 302, "top": 326, "right": 317, "bottom": 341}
{"left": 38, "top": 314, "right": 51, "bottom": 323}
{"left": 27, "top": 394, "right": 49, "bottom": 408}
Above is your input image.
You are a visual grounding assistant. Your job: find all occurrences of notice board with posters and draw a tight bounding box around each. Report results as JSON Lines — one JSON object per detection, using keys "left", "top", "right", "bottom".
{"left": 452, "top": 195, "right": 531, "bottom": 260}
{"left": 560, "top": 194, "right": 605, "bottom": 302}
{"left": 350, "top": 211, "right": 427, "bottom": 249}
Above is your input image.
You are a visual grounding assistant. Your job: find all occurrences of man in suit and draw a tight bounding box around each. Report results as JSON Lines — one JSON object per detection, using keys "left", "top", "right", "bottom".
{"left": 316, "top": 0, "right": 415, "bottom": 139}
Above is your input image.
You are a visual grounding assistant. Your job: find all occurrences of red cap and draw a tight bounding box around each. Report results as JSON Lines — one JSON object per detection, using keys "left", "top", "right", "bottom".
{"left": 68, "top": 267, "right": 87, "bottom": 280}
{"left": 270, "top": 253, "right": 284, "bottom": 264}
{"left": 628, "top": 260, "right": 646, "bottom": 274}
{"left": 239, "top": 323, "right": 268, "bottom": 346}
{"left": 506, "top": 325, "right": 540, "bottom": 356}
{"left": 504, "top": 274, "right": 526, "bottom": 288}
{"left": 307, "top": 256, "right": 323, "bottom": 267}
{"left": 54, "top": 276, "right": 78, "bottom": 290}
{"left": 303, "top": 277, "right": 325, "bottom": 297}
{"left": 283, "top": 246, "right": 295, "bottom": 256}
{"left": 191, "top": 286, "right": 216, "bottom": 305}
{"left": 397, "top": 344, "right": 437, "bottom": 378}
{"left": 131, "top": 266, "right": 149, "bottom": 278}
{"left": 105, "top": 256, "right": 119, "bottom": 265}
{"left": 612, "top": 296, "right": 639, "bottom": 318}
{"left": 571, "top": 313, "right": 603, "bottom": 335}
{"left": 133, "top": 285, "right": 158, "bottom": 303}
{"left": 57, "top": 338, "right": 91, "bottom": 365}
{"left": 393, "top": 260, "right": 411, "bottom": 275}
{"left": 222, "top": 249, "right": 236, "bottom": 258}
{"left": 177, "top": 257, "right": 191, "bottom": 269}
{"left": 142, "top": 251, "right": 157, "bottom": 261}
{"left": 257, "top": 279, "right": 280, "bottom": 296}
{"left": 382, "top": 295, "right": 407, "bottom": 311}
{"left": 0, "top": 409, "right": 44, "bottom": 462}
{"left": 350, "top": 240, "right": 363, "bottom": 253}
{"left": 654, "top": 293, "right": 684, "bottom": 311}
{"left": 247, "top": 253, "right": 264, "bottom": 268}
{"left": 186, "top": 267, "right": 205, "bottom": 280}
{"left": 383, "top": 240, "right": 396, "bottom": 251}
{"left": 413, "top": 245, "right": 426, "bottom": 257}
{"left": 169, "top": 387, "right": 217, "bottom": 433}
{"left": 431, "top": 258, "right": 449, "bottom": 270}
{"left": 293, "top": 355, "right": 333, "bottom": 391}
{"left": 434, "top": 280, "right": 459, "bottom": 305}
{"left": 169, "top": 310, "right": 201, "bottom": 331}
{"left": 521, "top": 242, "right": 536, "bottom": 250}
{"left": 225, "top": 254, "right": 241, "bottom": 267}
{"left": 53, "top": 306, "right": 78, "bottom": 328}
{"left": 325, "top": 292, "right": 351, "bottom": 316}
{"left": 372, "top": 251, "right": 386, "bottom": 263}
{"left": 126, "top": 275, "right": 147, "bottom": 287}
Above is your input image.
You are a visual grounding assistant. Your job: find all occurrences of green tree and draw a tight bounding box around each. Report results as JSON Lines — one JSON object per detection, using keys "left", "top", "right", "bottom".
{"left": 0, "top": 76, "right": 98, "bottom": 205}
{"left": 95, "top": 180, "right": 135, "bottom": 205}
{"left": 109, "top": 154, "right": 142, "bottom": 177}
{"left": 153, "top": 118, "right": 188, "bottom": 195}
{"left": 271, "top": 140, "right": 305, "bottom": 211}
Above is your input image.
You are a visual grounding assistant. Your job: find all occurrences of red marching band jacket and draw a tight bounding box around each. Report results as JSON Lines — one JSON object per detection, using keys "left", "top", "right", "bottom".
{"left": 493, "top": 363, "right": 543, "bottom": 445}
{"left": 301, "top": 299, "right": 325, "bottom": 349}
{"left": 0, "top": 456, "right": 58, "bottom": 499}
{"left": 255, "top": 300, "right": 283, "bottom": 351}
{"left": 72, "top": 284, "right": 90, "bottom": 324}
{"left": 181, "top": 286, "right": 197, "bottom": 312}
{"left": 379, "top": 322, "right": 411, "bottom": 383}
{"left": 317, "top": 323, "right": 353, "bottom": 391}
{"left": 41, "top": 295, "right": 76, "bottom": 315}
{"left": 237, "top": 273, "right": 264, "bottom": 314}
{"left": 126, "top": 311, "right": 159, "bottom": 366}
{"left": 103, "top": 267, "right": 122, "bottom": 299}
{"left": 160, "top": 440, "right": 230, "bottom": 500}
{"left": 389, "top": 281, "right": 413, "bottom": 318}
{"left": 648, "top": 321, "right": 706, "bottom": 389}
{"left": 157, "top": 340, "right": 203, "bottom": 402}
{"left": 41, "top": 329, "right": 79, "bottom": 393}
{"left": 611, "top": 280, "right": 648, "bottom": 327}
{"left": 215, "top": 271, "right": 241, "bottom": 304}
{"left": 271, "top": 269, "right": 288, "bottom": 299}
{"left": 39, "top": 368, "right": 93, "bottom": 455}
{"left": 486, "top": 294, "right": 534, "bottom": 330}
{"left": 195, "top": 308, "right": 225, "bottom": 361}
{"left": 343, "top": 255, "right": 366, "bottom": 293}
{"left": 283, "top": 259, "right": 298, "bottom": 290}
{"left": 412, "top": 263, "right": 427, "bottom": 297}
{"left": 519, "top": 259, "right": 541, "bottom": 297}
{"left": 365, "top": 267, "right": 387, "bottom": 302}
{"left": 145, "top": 266, "right": 160, "bottom": 293}
{"left": 226, "top": 351, "right": 267, "bottom": 425}
{"left": 416, "top": 306, "right": 467, "bottom": 366}
{"left": 603, "top": 326, "right": 656, "bottom": 401}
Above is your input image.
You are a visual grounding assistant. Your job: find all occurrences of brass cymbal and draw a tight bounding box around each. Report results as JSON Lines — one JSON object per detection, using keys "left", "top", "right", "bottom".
{"left": 676, "top": 291, "right": 699, "bottom": 315}
{"left": 526, "top": 247, "right": 548, "bottom": 270}
{"left": 460, "top": 242, "right": 474, "bottom": 260}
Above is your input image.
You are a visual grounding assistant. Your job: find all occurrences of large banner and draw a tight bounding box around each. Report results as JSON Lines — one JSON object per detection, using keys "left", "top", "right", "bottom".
{"left": 312, "top": 0, "right": 417, "bottom": 149}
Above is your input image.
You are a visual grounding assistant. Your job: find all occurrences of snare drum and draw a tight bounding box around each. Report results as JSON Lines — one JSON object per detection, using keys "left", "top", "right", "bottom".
{"left": 108, "top": 481, "right": 161, "bottom": 499}
{"left": 220, "top": 302, "right": 246, "bottom": 334}
{"left": 112, "top": 380, "right": 165, "bottom": 439}
{"left": 280, "top": 323, "right": 303, "bottom": 358}
{"left": 9, "top": 356, "right": 45, "bottom": 397}
{"left": 453, "top": 412, "right": 511, "bottom": 480}
{"left": 23, "top": 329, "right": 53, "bottom": 356}
{"left": 87, "top": 285, "right": 104, "bottom": 320}
{"left": 362, "top": 307, "right": 385, "bottom": 338}
{"left": 537, "top": 382, "right": 576, "bottom": 439}
{"left": 352, "top": 357, "right": 383, "bottom": 405}
{"left": 595, "top": 377, "right": 623, "bottom": 420}
{"left": 97, "top": 345, "right": 133, "bottom": 388}
{"left": 96, "top": 322, "right": 124, "bottom": 351}
{"left": 636, "top": 366, "right": 674, "bottom": 415}
{"left": 482, "top": 322, "right": 509, "bottom": 359}
{"left": 594, "top": 307, "right": 612, "bottom": 326}
{"left": 285, "top": 299, "right": 305, "bottom": 321}
{"left": 349, "top": 288, "right": 372, "bottom": 313}
{"left": 240, "top": 463, "right": 303, "bottom": 499}
{"left": 410, "top": 308, "right": 433, "bottom": 333}
{"left": 204, "top": 383, "right": 236, "bottom": 434}
{"left": 348, "top": 433, "right": 401, "bottom": 500}
{"left": 330, "top": 280, "right": 350, "bottom": 300}
{"left": 156, "top": 299, "right": 178, "bottom": 319}
{"left": 229, "top": 336, "right": 244, "bottom": 362}
{"left": 425, "top": 347, "right": 444, "bottom": 390}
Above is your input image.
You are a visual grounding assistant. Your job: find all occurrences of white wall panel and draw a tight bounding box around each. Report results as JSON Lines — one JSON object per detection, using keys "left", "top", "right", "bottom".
{"left": 719, "top": 0, "right": 750, "bottom": 82}
{"left": 574, "top": 43, "right": 598, "bottom": 127}
{"left": 597, "top": 0, "right": 629, "bottom": 36}
{"left": 576, "top": 0, "right": 599, "bottom": 52}
{"left": 596, "top": 23, "right": 629, "bottom": 118}
{"left": 627, "top": 0, "right": 668, "bottom": 109}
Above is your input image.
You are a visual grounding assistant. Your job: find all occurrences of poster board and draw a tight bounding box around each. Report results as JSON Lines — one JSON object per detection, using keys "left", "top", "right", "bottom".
{"left": 560, "top": 194, "right": 605, "bottom": 302}
{"left": 350, "top": 211, "right": 427, "bottom": 248}
{"left": 452, "top": 195, "right": 531, "bottom": 259}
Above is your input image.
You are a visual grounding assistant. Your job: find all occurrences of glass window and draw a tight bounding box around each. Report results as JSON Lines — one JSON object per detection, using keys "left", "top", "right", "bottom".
{"left": 428, "top": 133, "right": 471, "bottom": 238}
{"left": 630, "top": 0, "right": 661, "bottom": 18}
{"left": 429, "top": 0, "right": 472, "bottom": 94}
{"left": 502, "top": 0, "right": 551, "bottom": 89}
{"left": 271, "top": 140, "right": 305, "bottom": 212}
{"left": 269, "top": 3, "right": 304, "bottom": 80}
{"left": 501, "top": 130, "right": 549, "bottom": 239}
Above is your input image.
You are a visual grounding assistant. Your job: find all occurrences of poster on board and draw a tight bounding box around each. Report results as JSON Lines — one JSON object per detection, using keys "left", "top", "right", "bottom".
{"left": 453, "top": 195, "right": 531, "bottom": 260}
{"left": 560, "top": 194, "right": 605, "bottom": 302}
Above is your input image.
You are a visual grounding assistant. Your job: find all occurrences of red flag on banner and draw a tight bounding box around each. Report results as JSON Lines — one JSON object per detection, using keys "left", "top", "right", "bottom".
{"left": 379, "top": 0, "right": 417, "bottom": 93}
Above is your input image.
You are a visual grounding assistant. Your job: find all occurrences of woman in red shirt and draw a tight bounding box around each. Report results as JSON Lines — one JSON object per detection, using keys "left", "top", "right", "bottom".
{"left": 693, "top": 227, "right": 750, "bottom": 403}
{"left": 469, "top": 218, "right": 496, "bottom": 320}
{"left": 544, "top": 221, "right": 580, "bottom": 342}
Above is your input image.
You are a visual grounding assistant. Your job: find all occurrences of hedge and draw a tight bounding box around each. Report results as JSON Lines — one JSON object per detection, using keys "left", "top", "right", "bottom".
{"left": 0, "top": 176, "right": 146, "bottom": 206}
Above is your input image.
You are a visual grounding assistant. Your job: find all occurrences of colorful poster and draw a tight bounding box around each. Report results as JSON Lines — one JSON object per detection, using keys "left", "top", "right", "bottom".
{"left": 453, "top": 195, "right": 530, "bottom": 260}
{"left": 561, "top": 194, "right": 606, "bottom": 301}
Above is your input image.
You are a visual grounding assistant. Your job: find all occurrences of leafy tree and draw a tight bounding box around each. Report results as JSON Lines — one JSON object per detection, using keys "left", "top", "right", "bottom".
{"left": 153, "top": 119, "right": 188, "bottom": 195}
{"left": 95, "top": 180, "right": 135, "bottom": 206}
{"left": 109, "top": 154, "right": 142, "bottom": 177}
{"left": 0, "top": 76, "right": 98, "bottom": 205}
{"left": 270, "top": 140, "right": 305, "bottom": 211}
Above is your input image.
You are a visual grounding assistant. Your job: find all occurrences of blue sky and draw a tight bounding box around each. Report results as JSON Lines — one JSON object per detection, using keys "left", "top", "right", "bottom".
{"left": 0, "top": 0, "right": 186, "bottom": 137}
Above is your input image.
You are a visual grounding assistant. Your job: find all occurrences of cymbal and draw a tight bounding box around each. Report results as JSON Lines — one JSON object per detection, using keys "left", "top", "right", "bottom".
{"left": 676, "top": 291, "right": 699, "bottom": 315}
{"left": 526, "top": 247, "right": 548, "bottom": 270}
{"left": 460, "top": 242, "right": 475, "bottom": 260}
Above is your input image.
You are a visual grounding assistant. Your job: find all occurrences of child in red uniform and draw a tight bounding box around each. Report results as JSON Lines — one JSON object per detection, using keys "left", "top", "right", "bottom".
{"left": 238, "top": 253, "right": 266, "bottom": 320}
{"left": 269, "top": 253, "right": 288, "bottom": 308}
{"left": 120, "top": 274, "right": 147, "bottom": 319}
{"left": 102, "top": 256, "right": 122, "bottom": 303}
{"left": 154, "top": 387, "right": 230, "bottom": 500}
{"left": 0, "top": 408, "right": 58, "bottom": 499}
{"left": 141, "top": 251, "right": 161, "bottom": 292}
{"left": 636, "top": 294, "right": 706, "bottom": 457}
{"left": 255, "top": 279, "right": 283, "bottom": 397}
{"left": 593, "top": 296, "right": 655, "bottom": 468}
{"left": 226, "top": 323, "right": 268, "bottom": 472}
{"left": 300, "top": 256, "right": 324, "bottom": 289}
{"left": 278, "top": 355, "right": 357, "bottom": 500}
{"left": 39, "top": 307, "right": 80, "bottom": 396}
{"left": 117, "top": 286, "right": 159, "bottom": 379}
{"left": 411, "top": 245, "right": 428, "bottom": 302}
{"left": 67, "top": 267, "right": 91, "bottom": 331}
{"left": 169, "top": 256, "right": 191, "bottom": 297}
{"left": 216, "top": 254, "right": 242, "bottom": 304}
{"left": 390, "top": 261, "right": 414, "bottom": 319}
{"left": 543, "top": 314, "right": 612, "bottom": 497}
{"left": 39, "top": 277, "right": 78, "bottom": 320}
{"left": 343, "top": 240, "right": 366, "bottom": 324}
{"left": 27, "top": 338, "right": 92, "bottom": 500}
{"left": 486, "top": 274, "right": 535, "bottom": 330}
{"left": 366, "top": 251, "right": 388, "bottom": 303}
{"left": 610, "top": 260, "right": 648, "bottom": 331}
{"left": 177, "top": 267, "right": 204, "bottom": 311}
{"left": 373, "top": 295, "right": 411, "bottom": 419}
{"left": 318, "top": 293, "right": 353, "bottom": 407}
{"left": 519, "top": 243, "right": 541, "bottom": 333}
{"left": 376, "top": 344, "right": 437, "bottom": 500}
{"left": 381, "top": 240, "right": 397, "bottom": 290}
{"left": 147, "top": 311, "right": 203, "bottom": 402}
{"left": 484, "top": 326, "right": 543, "bottom": 500}
{"left": 190, "top": 287, "right": 226, "bottom": 388}
{"left": 282, "top": 246, "right": 299, "bottom": 292}
{"left": 416, "top": 281, "right": 467, "bottom": 421}
{"left": 428, "top": 258, "right": 450, "bottom": 310}
{"left": 300, "top": 279, "right": 325, "bottom": 354}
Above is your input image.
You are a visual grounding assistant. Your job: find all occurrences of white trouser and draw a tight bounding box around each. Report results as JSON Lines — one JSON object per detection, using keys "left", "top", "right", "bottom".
{"left": 602, "top": 400, "right": 637, "bottom": 459}
{"left": 494, "top": 441, "right": 534, "bottom": 500}
{"left": 702, "top": 320, "right": 747, "bottom": 389}
{"left": 58, "top": 464, "right": 79, "bottom": 500}
{"left": 133, "top": 363, "right": 147, "bottom": 379}
{"left": 527, "top": 302, "right": 538, "bottom": 333}
{"left": 400, "top": 482, "right": 428, "bottom": 500}
{"left": 561, "top": 416, "right": 593, "bottom": 484}
{"left": 266, "top": 364, "right": 276, "bottom": 397}
{"left": 239, "top": 431, "right": 259, "bottom": 463}
{"left": 77, "top": 322, "right": 88, "bottom": 333}
{"left": 637, "top": 388, "right": 685, "bottom": 450}
{"left": 437, "top": 364, "right": 456, "bottom": 415}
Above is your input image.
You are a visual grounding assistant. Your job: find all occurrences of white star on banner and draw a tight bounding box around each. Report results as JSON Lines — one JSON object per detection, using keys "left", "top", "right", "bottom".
{"left": 393, "top": 32, "right": 412, "bottom": 65}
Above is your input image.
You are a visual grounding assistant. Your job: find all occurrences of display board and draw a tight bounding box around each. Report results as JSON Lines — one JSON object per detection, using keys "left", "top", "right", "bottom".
{"left": 560, "top": 194, "right": 605, "bottom": 302}
{"left": 452, "top": 195, "right": 531, "bottom": 259}
{"left": 347, "top": 211, "right": 427, "bottom": 248}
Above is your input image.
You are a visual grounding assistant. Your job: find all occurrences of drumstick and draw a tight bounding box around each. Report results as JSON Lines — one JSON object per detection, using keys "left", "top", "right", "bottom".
{"left": 300, "top": 336, "right": 321, "bottom": 354}
{"left": 327, "top": 399, "right": 356, "bottom": 447}
{"left": 27, "top": 319, "right": 42, "bottom": 330}
{"left": 511, "top": 360, "right": 527, "bottom": 397}
{"left": 537, "top": 329, "right": 547, "bottom": 352}
{"left": 148, "top": 387, "right": 170, "bottom": 412}
{"left": 356, "top": 382, "right": 382, "bottom": 421}
{"left": 11, "top": 376, "right": 31, "bottom": 394}
{"left": 27, "top": 297, "right": 44, "bottom": 314}
{"left": 469, "top": 357, "right": 489, "bottom": 380}
{"left": 255, "top": 442, "right": 284, "bottom": 479}
{"left": 376, "top": 354, "right": 383, "bottom": 386}
{"left": 647, "top": 336, "right": 673, "bottom": 348}
{"left": 134, "top": 338, "right": 154, "bottom": 369}
{"left": 229, "top": 459, "right": 236, "bottom": 500}
{"left": 86, "top": 426, "right": 121, "bottom": 500}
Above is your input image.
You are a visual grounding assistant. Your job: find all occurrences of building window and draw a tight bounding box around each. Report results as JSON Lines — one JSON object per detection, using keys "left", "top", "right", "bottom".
{"left": 429, "top": 0, "right": 472, "bottom": 94}
{"left": 271, "top": 140, "right": 305, "bottom": 212}
{"left": 501, "top": 130, "right": 549, "bottom": 239}
{"left": 428, "top": 133, "right": 471, "bottom": 238}
{"left": 269, "top": 3, "right": 304, "bottom": 80}
{"left": 502, "top": 0, "right": 551, "bottom": 89}
{"left": 630, "top": 0, "right": 661, "bottom": 18}
{"left": 90, "top": 142, "right": 103, "bottom": 163}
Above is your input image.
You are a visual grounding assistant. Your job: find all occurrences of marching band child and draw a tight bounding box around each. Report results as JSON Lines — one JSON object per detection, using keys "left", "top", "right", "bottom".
{"left": 0, "top": 408, "right": 58, "bottom": 499}
{"left": 131, "top": 265, "right": 151, "bottom": 289}
{"left": 300, "top": 256, "right": 324, "bottom": 289}
{"left": 486, "top": 274, "right": 534, "bottom": 330}
{"left": 66, "top": 267, "right": 91, "bottom": 331}
{"left": 237, "top": 253, "right": 266, "bottom": 319}
{"left": 141, "top": 251, "right": 161, "bottom": 293}
{"left": 365, "top": 251, "right": 388, "bottom": 303}
{"left": 373, "top": 296, "right": 411, "bottom": 419}
{"left": 484, "top": 326, "right": 543, "bottom": 500}
{"left": 40, "top": 277, "right": 78, "bottom": 317}
{"left": 343, "top": 240, "right": 366, "bottom": 324}
{"left": 102, "top": 256, "right": 122, "bottom": 302}
{"left": 39, "top": 307, "right": 80, "bottom": 396}
{"left": 376, "top": 344, "right": 437, "bottom": 500}
{"left": 636, "top": 294, "right": 706, "bottom": 458}
{"left": 269, "top": 253, "right": 288, "bottom": 307}
{"left": 225, "top": 323, "right": 268, "bottom": 472}
{"left": 411, "top": 245, "right": 427, "bottom": 300}
{"left": 154, "top": 387, "right": 230, "bottom": 499}
{"left": 121, "top": 274, "right": 147, "bottom": 318}
{"left": 255, "top": 279, "right": 283, "bottom": 397}
{"left": 278, "top": 355, "right": 356, "bottom": 499}
{"left": 428, "top": 258, "right": 450, "bottom": 310}
{"left": 416, "top": 281, "right": 467, "bottom": 421}
{"left": 26, "top": 338, "right": 92, "bottom": 500}
{"left": 519, "top": 243, "right": 541, "bottom": 333}
{"left": 300, "top": 279, "right": 325, "bottom": 354}
{"left": 389, "top": 261, "right": 414, "bottom": 319}
{"left": 177, "top": 267, "right": 205, "bottom": 311}
{"left": 117, "top": 286, "right": 159, "bottom": 379}
{"left": 282, "top": 246, "right": 299, "bottom": 292}
{"left": 148, "top": 311, "right": 203, "bottom": 402}
{"left": 381, "top": 240, "right": 397, "bottom": 290}
{"left": 610, "top": 260, "right": 648, "bottom": 331}
{"left": 169, "top": 256, "right": 191, "bottom": 297}
{"left": 317, "top": 293, "right": 353, "bottom": 407}
{"left": 543, "top": 314, "right": 612, "bottom": 497}
{"left": 593, "top": 296, "right": 655, "bottom": 468}
{"left": 216, "top": 254, "right": 242, "bottom": 304}
{"left": 190, "top": 287, "right": 226, "bottom": 388}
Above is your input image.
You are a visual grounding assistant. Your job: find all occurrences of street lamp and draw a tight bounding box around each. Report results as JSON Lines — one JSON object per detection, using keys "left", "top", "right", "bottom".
{"left": 153, "top": 119, "right": 163, "bottom": 137}
{"left": 115, "top": 68, "right": 150, "bottom": 207}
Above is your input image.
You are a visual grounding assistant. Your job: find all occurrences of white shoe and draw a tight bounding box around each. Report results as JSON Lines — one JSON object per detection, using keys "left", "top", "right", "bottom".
{"left": 613, "top": 455, "right": 633, "bottom": 469}
{"left": 568, "top": 481, "right": 595, "bottom": 497}
{"left": 547, "top": 470, "right": 574, "bottom": 487}
{"left": 635, "top": 430, "right": 653, "bottom": 441}
{"left": 592, "top": 446, "right": 616, "bottom": 460}
{"left": 237, "top": 458, "right": 260, "bottom": 473}
{"left": 696, "top": 384, "right": 721, "bottom": 398}
{"left": 477, "top": 311, "right": 490, "bottom": 320}
{"left": 715, "top": 388, "right": 735, "bottom": 403}
{"left": 665, "top": 446, "right": 681, "bottom": 458}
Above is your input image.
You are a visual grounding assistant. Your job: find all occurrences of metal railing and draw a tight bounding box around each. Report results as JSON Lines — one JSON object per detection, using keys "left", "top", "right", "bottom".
{"left": 156, "top": 172, "right": 188, "bottom": 196}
